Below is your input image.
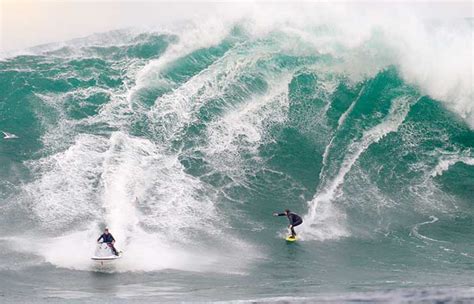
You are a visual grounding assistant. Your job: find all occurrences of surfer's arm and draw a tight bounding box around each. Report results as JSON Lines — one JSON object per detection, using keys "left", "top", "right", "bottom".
{"left": 97, "top": 235, "right": 103, "bottom": 242}
{"left": 273, "top": 212, "right": 286, "bottom": 216}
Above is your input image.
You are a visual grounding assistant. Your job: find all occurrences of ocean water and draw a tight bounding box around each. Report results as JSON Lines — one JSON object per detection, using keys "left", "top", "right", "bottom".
{"left": 0, "top": 8, "right": 473, "bottom": 303}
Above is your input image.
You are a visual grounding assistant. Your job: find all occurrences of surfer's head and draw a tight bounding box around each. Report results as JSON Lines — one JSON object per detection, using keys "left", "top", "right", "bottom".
{"left": 104, "top": 227, "right": 109, "bottom": 233}
{"left": 285, "top": 209, "right": 290, "bottom": 214}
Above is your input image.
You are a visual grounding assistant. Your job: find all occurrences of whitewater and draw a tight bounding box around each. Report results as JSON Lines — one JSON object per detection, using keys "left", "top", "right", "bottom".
{"left": 0, "top": 3, "right": 473, "bottom": 303}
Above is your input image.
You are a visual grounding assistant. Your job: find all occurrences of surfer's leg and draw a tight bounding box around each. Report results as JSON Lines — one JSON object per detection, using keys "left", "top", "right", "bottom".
{"left": 108, "top": 243, "right": 119, "bottom": 255}
{"left": 291, "top": 220, "right": 302, "bottom": 236}
{"left": 290, "top": 226, "right": 296, "bottom": 237}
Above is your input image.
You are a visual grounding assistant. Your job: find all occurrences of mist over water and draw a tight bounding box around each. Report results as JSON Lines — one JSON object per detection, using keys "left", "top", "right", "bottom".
{"left": 0, "top": 3, "right": 473, "bottom": 302}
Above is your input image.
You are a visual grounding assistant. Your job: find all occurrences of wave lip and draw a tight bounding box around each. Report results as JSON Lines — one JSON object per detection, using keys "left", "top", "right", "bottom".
{"left": 431, "top": 153, "right": 474, "bottom": 177}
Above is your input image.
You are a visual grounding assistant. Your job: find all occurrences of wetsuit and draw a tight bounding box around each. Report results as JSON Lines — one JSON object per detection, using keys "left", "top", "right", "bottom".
{"left": 277, "top": 212, "right": 303, "bottom": 236}
{"left": 97, "top": 233, "right": 119, "bottom": 256}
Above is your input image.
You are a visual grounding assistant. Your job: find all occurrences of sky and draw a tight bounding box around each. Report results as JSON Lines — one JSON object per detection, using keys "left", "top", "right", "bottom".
{"left": 0, "top": 0, "right": 472, "bottom": 53}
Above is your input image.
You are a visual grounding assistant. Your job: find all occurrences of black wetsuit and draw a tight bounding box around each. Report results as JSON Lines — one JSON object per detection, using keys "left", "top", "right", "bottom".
{"left": 277, "top": 212, "right": 303, "bottom": 236}
{"left": 97, "top": 233, "right": 118, "bottom": 255}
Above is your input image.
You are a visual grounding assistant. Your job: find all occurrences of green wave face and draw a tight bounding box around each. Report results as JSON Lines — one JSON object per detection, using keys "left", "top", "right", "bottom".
{"left": 0, "top": 21, "right": 473, "bottom": 301}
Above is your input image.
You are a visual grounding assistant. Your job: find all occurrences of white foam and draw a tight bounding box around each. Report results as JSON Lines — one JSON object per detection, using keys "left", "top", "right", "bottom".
{"left": 303, "top": 97, "right": 415, "bottom": 240}
{"left": 383, "top": 17, "right": 473, "bottom": 128}
{"left": 23, "top": 134, "right": 108, "bottom": 228}
{"left": 145, "top": 44, "right": 263, "bottom": 143}
{"left": 6, "top": 229, "right": 225, "bottom": 273}
{"left": 202, "top": 77, "right": 291, "bottom": 182}
{"left": 127, "top": 17, "right": 236, "bottom": 106}
{"left": 320, "top": 85, "right": 366, "bottom": 180}
{"left": 242, "top": 3, "right": 473, "bottom": 128}
{"left": 19, "top": 129, "right": 256, "bottom": 272}
{"left": 410, "top": 216, "right": 447, "bottom": 243}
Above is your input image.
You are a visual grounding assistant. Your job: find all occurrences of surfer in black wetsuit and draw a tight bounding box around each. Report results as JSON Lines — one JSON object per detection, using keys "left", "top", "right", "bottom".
{"left": 97, "top": 227, "right": 119, "bottom": 256}
{"left": 273, "top": 209, "right": 303, "bottom": 238}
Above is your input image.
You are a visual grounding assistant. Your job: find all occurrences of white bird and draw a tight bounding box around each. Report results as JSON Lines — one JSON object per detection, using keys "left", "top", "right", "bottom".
{"left": 2, "top": 131, "right": 19, "bottom": 139}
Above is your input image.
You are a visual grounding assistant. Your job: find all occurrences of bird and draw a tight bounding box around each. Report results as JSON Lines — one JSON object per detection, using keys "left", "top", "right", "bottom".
{"left": 2, "top": 131, "right": 19, "bottom": 139}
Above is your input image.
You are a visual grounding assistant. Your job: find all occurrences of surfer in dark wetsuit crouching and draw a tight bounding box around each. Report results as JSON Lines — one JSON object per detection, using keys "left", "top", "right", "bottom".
{"left": 273, "top": 209, "right": 303, "bottom": 238}
{"left": 97, "top": 227, "right": 119, "bottom": 256}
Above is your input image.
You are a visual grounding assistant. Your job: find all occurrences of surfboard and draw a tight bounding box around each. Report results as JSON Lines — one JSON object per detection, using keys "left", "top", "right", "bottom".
{"left": 285, "top": 235, "right": 297, "bottom": 242}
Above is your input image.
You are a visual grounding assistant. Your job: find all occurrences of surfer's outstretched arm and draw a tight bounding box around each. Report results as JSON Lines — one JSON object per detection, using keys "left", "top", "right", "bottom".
{"left": 272, "top": 212, "right": 287, "bottom": 216}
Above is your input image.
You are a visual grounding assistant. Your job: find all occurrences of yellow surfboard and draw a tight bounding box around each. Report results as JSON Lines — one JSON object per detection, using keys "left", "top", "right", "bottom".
{"left": 285, "top": 235, "right": 297, "bottom": 242}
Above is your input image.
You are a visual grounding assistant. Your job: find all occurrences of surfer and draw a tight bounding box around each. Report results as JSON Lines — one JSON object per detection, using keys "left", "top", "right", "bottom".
{"left": 273, "top": 209, "right": 303, "bottom": 238}
{"left": 97, "top": 227, "right": 119, "bottom": 256}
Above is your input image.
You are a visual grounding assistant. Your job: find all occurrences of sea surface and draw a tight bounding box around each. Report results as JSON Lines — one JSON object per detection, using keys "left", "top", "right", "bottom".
{"left": 1, "top": 10, "right": 473, "bottom": 303}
